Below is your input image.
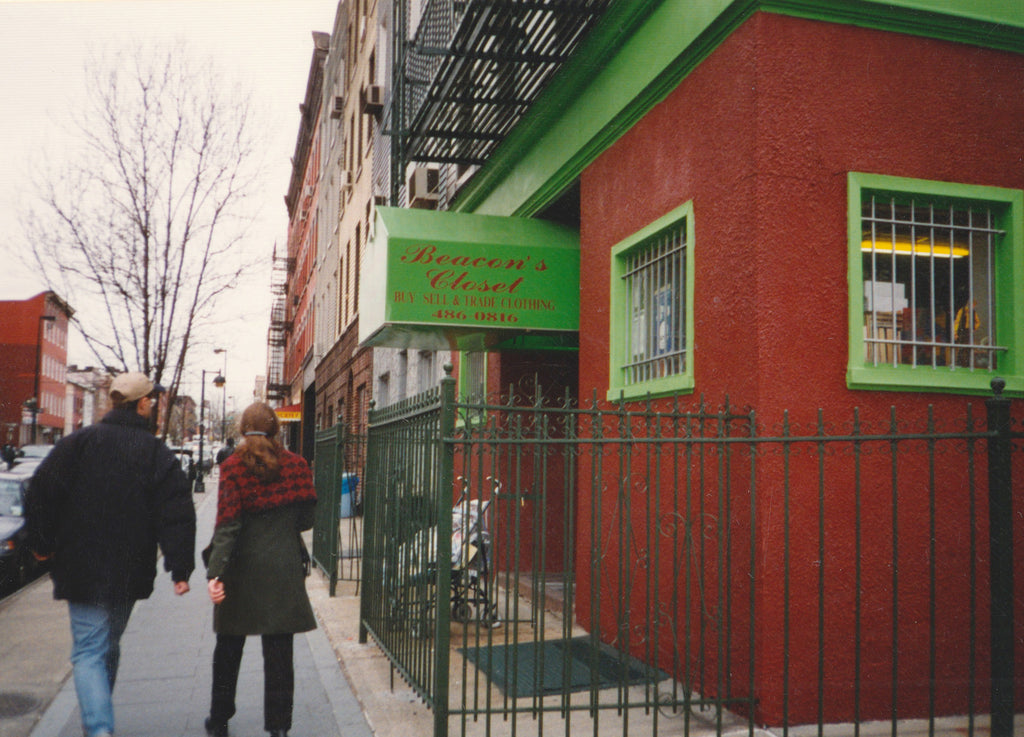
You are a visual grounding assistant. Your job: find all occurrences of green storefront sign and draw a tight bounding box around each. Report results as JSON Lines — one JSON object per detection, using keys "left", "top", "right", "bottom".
{"left": 359, "top": 207, "right": 580, "bottom": 350}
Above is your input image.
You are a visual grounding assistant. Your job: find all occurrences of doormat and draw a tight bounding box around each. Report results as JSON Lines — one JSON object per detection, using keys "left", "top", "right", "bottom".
{"left": 460, "top": 636, "right": 666, "bottom": 698}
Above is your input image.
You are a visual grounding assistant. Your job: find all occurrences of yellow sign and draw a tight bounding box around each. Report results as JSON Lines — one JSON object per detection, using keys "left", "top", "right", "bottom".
{"left": 275, "top": 404, "right": 301, "bottom": 422}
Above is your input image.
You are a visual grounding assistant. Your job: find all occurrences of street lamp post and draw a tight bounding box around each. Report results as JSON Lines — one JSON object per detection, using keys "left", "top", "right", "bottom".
{"left": 29, "top": 315, "right": 57, "bottom": 444}
{"left": 197, "top": 368, "right": 225, "bottom": 491}
{"left": 214, "top": 348, "right": 228, "bottom": 441}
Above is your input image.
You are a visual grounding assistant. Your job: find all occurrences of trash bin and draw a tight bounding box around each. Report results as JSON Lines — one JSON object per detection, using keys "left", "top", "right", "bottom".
{"left": 340, "top": 473, "right": 359, "bottom": 518}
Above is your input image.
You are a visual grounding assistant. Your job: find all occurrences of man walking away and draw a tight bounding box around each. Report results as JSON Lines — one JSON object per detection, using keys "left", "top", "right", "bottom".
{"left": 25, "top": 371, "right": 197, "bottom": 737}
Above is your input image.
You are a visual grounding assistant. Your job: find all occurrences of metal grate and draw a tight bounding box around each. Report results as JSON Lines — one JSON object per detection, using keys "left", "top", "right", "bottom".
{"left": 266, "top": 246, "right": 292, "bottom": 400}
{"left": 395, "top": 0, "right": 611, "bottom": 169}
{"left": 621, "top": 223, "right": 687, "bottom": 385}
{"left": 862, "top": 196, "right": 1007, "bottom": 369}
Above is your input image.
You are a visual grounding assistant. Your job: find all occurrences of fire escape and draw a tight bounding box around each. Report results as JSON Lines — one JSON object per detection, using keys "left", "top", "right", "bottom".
{"left": 266, "top": 245, "right": 295, "bottom": 402}
{"left": 374, "top": 0, "right": 612, "bottom": 208}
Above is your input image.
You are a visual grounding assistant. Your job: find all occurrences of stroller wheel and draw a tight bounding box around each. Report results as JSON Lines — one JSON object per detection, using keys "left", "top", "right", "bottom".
{"left": 453, "top": 602, "right": 472, "bottom": 623}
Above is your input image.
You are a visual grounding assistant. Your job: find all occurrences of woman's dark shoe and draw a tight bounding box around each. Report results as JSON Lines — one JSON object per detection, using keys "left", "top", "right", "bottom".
{"left": 204, "top": 717, "right": 228, "bottom": 737}
{"left": 267, "top": 731, "right": 288, "bottom": 737}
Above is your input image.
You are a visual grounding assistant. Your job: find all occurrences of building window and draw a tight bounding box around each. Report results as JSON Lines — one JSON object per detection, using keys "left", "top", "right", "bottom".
{"left": 608, "top": 201, "right": 695, "bottom": 401}
{"left": 458, "top": 351, "right": 487, "bottom": 426}
{"left": 417, "top": 351, "right": 435, "bottom": 392}
{"left": 848, "top": 173, "right": 1024, "bottom": 395}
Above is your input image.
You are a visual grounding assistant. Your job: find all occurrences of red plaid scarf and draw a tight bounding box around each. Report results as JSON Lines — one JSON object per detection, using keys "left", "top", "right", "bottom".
{"left": 215, "top": 450, "right": 317, "bottom": 526}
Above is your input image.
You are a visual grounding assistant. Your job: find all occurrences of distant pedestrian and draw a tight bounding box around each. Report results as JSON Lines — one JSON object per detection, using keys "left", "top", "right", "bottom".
{"left": 25, "top": 371, "right": 196, "bottom": 737}
{"left": 204, "top": 402, "right": 317, "bottom": 737}
{"left": 215, "top": 436, "right": 235, "bottom": 464}
{"left": 1, "top": 443, "right": 15, "bottom": 469}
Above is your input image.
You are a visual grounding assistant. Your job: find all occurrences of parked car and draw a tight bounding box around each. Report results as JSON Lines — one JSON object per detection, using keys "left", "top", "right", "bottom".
{"left": 17, "top": 444, "right": 53, "bottom": 460}
{"left": 8, "top": 459, "right": 42, "bottom": 478}
{"left": 0, "top": 472, "right": 39, "bottom": 591}
{"left": 2, "top": 444, "right": 50, "bottom": 471}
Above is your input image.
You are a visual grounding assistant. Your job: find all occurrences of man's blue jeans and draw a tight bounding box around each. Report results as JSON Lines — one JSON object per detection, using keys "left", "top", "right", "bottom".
{"left": 68, "top": 601, "right": 134, "bottom": 737}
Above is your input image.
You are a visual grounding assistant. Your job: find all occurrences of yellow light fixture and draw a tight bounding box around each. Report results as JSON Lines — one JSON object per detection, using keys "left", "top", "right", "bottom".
{"left": 861, "top": 236, "right": 969, "bottom": 258}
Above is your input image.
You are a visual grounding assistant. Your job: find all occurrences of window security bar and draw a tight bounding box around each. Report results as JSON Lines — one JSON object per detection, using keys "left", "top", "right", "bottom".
{"left": 622, "top": 226, "right": 687, "bottom": 384}
{"left": 862, "top": 196, "right": 1007, "bottom": 371}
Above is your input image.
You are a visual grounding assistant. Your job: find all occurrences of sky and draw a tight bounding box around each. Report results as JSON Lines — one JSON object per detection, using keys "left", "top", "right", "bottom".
{"left": 0, "top": 0, "right": 338, "bottom": 408}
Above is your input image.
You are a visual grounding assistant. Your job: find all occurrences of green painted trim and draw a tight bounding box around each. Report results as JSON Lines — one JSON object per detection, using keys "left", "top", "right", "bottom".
{"left": 607, "top": 200, "right": 696, "bottom": 402}
{"left": 846, "top": 172, "right": 1024, "bottom": 398}
{"left": 454, "top": 0, "right": 1024, "bottom": 219}
{"left": 455, "top": 0, "right": 743, "bottom": 217}
{"left": 763, "top": 0, "right": 1024, "bottom": 51}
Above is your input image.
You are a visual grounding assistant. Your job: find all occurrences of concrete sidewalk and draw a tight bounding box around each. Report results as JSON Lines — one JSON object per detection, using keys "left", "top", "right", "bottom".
{"left": 22, "top": 488, "right": 378, "bottom": 737}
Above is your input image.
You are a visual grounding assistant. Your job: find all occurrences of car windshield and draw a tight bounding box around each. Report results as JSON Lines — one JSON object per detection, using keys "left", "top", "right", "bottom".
{"left": 0, "top": 478, "right": 25, "bottom": 516}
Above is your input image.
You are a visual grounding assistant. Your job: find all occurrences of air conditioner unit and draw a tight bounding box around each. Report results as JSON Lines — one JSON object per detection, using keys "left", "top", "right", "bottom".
{"left": 340, "top": 170, "right": 353, "bottom": 189}
{"left": 362, "top": 85, "right": 384, "bottom": 116}
{"left": 408, "top": 166, "right": 440, "bottom": 209}
{"left": 329, "top": 95, "right": 344, "bottom": 119}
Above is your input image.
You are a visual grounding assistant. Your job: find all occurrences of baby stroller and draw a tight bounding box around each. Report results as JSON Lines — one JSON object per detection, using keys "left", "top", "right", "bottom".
{"left": 450, "top": 477, "right": 500, "bottom": 626}
{"left": 391, "top": 476, "right": 500, "bottom": 634}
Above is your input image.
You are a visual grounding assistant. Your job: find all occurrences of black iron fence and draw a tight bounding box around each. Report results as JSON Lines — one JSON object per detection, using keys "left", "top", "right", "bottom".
{"left": 312, "top": 424, "right": 367, "bottom": 595}
{"left": 355, "top": 370, "right": 1021, "bottom": 737}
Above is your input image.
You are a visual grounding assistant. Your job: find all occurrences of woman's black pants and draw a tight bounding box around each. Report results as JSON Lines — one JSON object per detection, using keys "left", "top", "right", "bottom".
{"left": 210, "top": 633, "right": 294, "bottom": 731}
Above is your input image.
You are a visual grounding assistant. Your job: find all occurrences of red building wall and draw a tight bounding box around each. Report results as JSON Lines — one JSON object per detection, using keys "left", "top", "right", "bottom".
{"left": 0, "top": 292, "right": 70, "bottom": 445}
{"left": 286, "top": 128, "right": 320, "bottom": 391}
{"left": 578, "top": 12, "right": 1024, "bottom": 726}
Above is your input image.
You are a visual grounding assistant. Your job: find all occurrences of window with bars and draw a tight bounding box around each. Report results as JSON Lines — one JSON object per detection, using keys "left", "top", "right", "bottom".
{"left": 848, "top": 173, "right": 1024, "bottom": 396}
{"left": 608, "top": 201, "right": 695, "bottom": 401}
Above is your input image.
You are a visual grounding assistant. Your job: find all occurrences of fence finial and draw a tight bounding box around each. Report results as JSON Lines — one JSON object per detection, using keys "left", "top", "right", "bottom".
{"left": 991, "top": 377, "right": 1006, "bottom": 397}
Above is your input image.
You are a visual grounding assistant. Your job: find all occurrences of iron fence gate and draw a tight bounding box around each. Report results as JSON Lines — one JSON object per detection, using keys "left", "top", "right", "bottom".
{"left": 313, "top": 424, "right": 367, "bottom": 595}
{"left": 357, "top": 371, "right": 1021, "bottom": 737}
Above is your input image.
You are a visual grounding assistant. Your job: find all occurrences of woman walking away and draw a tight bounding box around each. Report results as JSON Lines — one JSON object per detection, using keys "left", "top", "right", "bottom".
{"left": 204, "top": 402, "right": 317, "bottom": 737}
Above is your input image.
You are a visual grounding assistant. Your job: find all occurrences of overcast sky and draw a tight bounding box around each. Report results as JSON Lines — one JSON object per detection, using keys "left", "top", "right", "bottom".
{"left": 0, "top": 0, "right": 338, "bottom": 405}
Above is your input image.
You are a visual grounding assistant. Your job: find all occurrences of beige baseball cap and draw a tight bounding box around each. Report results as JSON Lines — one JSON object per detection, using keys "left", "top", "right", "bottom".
{"left": 109, "top": 372, "right": 165, "bottom": 402}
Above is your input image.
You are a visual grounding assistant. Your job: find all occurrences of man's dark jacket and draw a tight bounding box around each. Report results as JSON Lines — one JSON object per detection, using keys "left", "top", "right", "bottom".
{"left": 25, "top": 406, "right": 196, "bottom": 604}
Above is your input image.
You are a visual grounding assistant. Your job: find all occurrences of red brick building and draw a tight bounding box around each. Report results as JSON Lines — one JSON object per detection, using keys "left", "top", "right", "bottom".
{"left": 0, "top": 291, "right": 73, "bottom": 447}
{"left": 269, "top": 31, "right": 330, "bottom": 458}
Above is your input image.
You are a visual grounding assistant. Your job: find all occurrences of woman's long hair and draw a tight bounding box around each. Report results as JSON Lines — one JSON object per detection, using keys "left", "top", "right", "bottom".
{"left": 235, "top": 403, "right": 284, "bottom": 482}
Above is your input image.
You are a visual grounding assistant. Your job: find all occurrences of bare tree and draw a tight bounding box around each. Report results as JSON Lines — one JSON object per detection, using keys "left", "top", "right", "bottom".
{"left": 20, "top": 44, "right": 264, "bottom": 435}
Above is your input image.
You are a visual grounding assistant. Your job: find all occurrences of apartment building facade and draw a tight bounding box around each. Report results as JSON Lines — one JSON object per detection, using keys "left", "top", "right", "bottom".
{"left": 270, "top": 31, "right": 330, "bottom": 457}
{"left": 0, "top": 291, "right": 73, "bottom": 446}
{"left": 313, "top": 0, "right": 447, "bottom": 441}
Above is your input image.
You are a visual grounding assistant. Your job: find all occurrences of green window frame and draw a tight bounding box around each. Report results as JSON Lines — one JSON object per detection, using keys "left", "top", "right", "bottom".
{"left": 608, "top": 201, "right": 695, "bottom": 402}
{"left": 847, "top": 172, "right": 1024, "bottom": 396}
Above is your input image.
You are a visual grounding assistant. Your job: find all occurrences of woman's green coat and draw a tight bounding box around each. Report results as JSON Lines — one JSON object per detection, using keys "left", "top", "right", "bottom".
{"left": 206, "top": 501, "right": 317, "bottom": 636}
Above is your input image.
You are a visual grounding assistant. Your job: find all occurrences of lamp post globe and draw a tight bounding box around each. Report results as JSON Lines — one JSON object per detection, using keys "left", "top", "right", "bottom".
{"left": 214, "top": 348, "right": 228, "bottom": 442}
